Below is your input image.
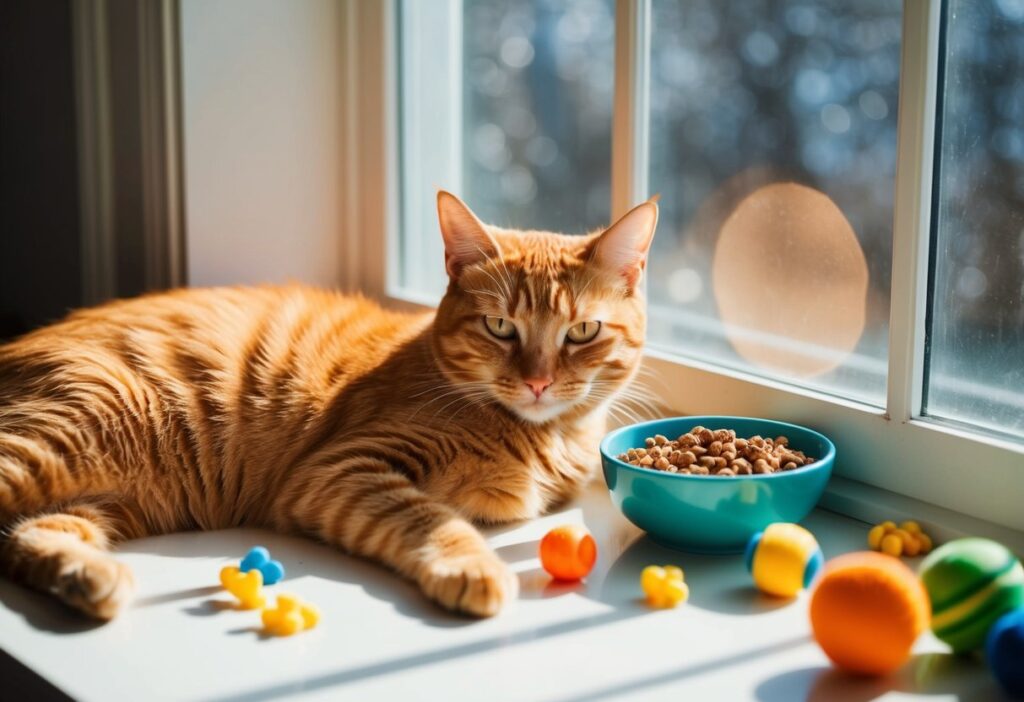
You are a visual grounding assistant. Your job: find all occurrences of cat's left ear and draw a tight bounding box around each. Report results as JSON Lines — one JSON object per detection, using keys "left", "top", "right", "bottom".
{"left": 437, "top": 190, "right": 502, "bottom": 280}
{"left": 589, "top": 197, "right": 659, "bottom": 289}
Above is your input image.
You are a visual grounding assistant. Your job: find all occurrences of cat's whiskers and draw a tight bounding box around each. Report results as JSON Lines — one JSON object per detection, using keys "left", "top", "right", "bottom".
{"left": 569, "top": 271, "right": 599, "bottom": 305}
{"left": 473, "top": 246, "right": 514, "bottom": 306}
{"left": 407, "top": 380, "right": 493, "bottom": 419}
{"left": 465, "top": 288, "right": 503, "bottom": 303}
{"left": 487, "top": 245, "right": 518, "bottom": 307}
{"left": 407, "top": 380, "right": 466, "bottom": 399}
{"left": 444, "top": 392, "right": 498, "bottom": 426}
{"left": 584, "top": 380, "right": 659, "bottom": 424}
{"left": 431, "top": 387, "right": 494, "bottom": 422}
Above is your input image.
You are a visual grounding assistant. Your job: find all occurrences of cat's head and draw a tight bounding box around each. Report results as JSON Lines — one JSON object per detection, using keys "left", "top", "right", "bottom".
{"left": 432, "top": 191, "right": 657, "bottom": 424}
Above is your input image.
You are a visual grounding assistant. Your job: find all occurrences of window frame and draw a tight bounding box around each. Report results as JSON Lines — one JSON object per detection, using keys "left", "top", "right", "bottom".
{"left": 339, "top": 0, "right": 1024, "bottom": 537}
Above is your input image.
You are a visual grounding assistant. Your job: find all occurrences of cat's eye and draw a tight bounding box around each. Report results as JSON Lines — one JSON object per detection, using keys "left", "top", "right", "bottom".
{"left": 483, "top": 315, "right": 516, "bottom": 340}
{"left": 566, "top": 321, "right": 601, "bottom": 344}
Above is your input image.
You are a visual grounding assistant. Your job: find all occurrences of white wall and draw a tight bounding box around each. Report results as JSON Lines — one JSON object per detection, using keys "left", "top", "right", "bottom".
{"left": 180, "top": 0, "right": 343, "bottom": 287}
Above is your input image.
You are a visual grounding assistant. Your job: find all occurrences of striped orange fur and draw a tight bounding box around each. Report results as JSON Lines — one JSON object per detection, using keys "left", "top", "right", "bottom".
{"left": 0, "top": 192, "right": 657, "bottom": 618}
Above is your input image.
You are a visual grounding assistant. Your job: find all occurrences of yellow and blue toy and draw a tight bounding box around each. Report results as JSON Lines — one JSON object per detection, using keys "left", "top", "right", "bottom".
{"left": 262, "top": 594, "right": 321, "bottom": 636}
{"left": 986, "top": 608, "right": 1024, "bottom": 698}
{"left": 919, "top": 537, "right": 1024, "bottom": 653}
{"left": 220, "top": 566, "right": 266, "bottom": 609}
{"left": 240, "top": 546, "right": 285, "bottom": 585}
{"left": 640, "top": 565, "right": 689, "bottom": 608}
{"left": 745, "top": 522, "right": 823, "bottom": 597}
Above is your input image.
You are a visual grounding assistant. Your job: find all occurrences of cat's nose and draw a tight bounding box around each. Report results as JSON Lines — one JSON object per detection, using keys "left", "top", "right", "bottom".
{"left": 524, "top": 377, "right": 554, "bottom": 399}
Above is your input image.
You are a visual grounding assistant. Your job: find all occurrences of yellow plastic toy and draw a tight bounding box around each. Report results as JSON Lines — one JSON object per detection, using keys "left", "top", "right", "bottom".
{"left": 867, "top": 520, "right": 933, "bottom": 557}
{"left": 641, "top": 565, "right": 689, "bottom": 608}
{"left": 220, "top": 566, "right": 266, "bottom": 609}
{"left": 262, "top": 594, "right": 321, "bottom": 636}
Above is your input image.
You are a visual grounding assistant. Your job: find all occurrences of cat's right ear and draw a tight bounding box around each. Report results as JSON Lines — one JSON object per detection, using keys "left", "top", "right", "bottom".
{"left": 437, "top": 190, "right": 501, "bottom": 280}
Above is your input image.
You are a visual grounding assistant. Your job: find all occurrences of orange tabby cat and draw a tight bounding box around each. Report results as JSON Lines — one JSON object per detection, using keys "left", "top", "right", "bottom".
{"left": 0, "top": 192, "right": 656, "bottom": 619}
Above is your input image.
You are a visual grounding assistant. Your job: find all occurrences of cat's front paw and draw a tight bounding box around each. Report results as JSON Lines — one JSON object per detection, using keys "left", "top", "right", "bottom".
{"left": 419, "top": 551, "right": 518, "bottom": 617}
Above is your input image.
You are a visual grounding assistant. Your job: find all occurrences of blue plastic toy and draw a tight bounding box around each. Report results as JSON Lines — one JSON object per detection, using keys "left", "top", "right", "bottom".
{"left": 986, "top": 608, "right": 1024, "bottom": 698}
{"left": 239, "top": 546, "right": 285, "bottom": 585}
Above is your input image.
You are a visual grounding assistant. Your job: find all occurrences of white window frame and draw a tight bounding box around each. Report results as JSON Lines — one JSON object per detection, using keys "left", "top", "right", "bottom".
{"left": 339, "top": 0, "right": 1024, "bottom": 545}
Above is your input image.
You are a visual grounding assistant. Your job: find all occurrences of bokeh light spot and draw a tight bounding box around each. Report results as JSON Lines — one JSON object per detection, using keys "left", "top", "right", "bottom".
{"left": 712, "top": 183, "right": 869, "bottom": 377}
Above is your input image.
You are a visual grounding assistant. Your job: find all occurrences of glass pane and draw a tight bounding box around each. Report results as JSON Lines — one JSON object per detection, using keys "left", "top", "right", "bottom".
{"left": 646, "top": 0, "right": 902, "bottom": 405}
{"left": 398, "top": 0, "right": 614, "bottom": 300}
{"left": 925, "top": 1, "right": 1024, "bottom": 440}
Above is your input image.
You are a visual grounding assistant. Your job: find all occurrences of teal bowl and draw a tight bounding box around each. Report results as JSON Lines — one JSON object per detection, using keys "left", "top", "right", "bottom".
{"left": 600, "top": 416, "right": 834, "bottom": 554}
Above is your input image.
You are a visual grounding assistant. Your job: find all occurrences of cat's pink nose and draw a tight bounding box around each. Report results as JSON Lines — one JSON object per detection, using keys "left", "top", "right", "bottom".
{"left": 524, "top": 377, "right": 554, "bottom": 399}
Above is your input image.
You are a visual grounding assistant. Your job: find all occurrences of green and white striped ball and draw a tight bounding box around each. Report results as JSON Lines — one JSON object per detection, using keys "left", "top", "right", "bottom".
{"left": 919, "top": 538, "right": 1024, "bottom": 653}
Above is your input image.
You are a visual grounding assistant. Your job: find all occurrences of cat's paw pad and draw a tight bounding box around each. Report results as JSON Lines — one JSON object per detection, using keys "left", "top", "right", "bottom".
{"left": 55, "top": 553, "right": 136, "bottom": 620}
{"left": 420, "top": 552, "right": 518, "bottom": 618}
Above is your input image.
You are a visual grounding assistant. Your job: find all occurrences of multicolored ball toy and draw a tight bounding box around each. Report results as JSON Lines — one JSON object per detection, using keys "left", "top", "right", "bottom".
{"left": 986, "top": 608, "right": 1024, "bottom": 698}
{"left": 745, "top": 522, "right": 823, "bottom": 597}
{"left": 918, "top": 537, "right": 1024, "bottom": 653}
{"left": 810, "top": 551, "right": 930, "bottom": 675}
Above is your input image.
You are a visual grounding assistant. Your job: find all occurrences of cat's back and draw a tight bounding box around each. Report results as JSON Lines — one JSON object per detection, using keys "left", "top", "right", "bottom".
{"left": 0, "top": 285, "right": 431, "bottom": 409}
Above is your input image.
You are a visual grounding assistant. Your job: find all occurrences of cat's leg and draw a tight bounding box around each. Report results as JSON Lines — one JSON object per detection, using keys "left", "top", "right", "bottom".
{"left": 277, "top": 460, "right": 518, "bottom": 617}
{"left": 0, "top": 499, "right": 147, "bottom": 619}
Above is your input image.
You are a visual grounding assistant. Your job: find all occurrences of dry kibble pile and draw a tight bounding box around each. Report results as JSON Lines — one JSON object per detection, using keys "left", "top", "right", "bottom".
{"left": 617, "top": 426, "right": 816, "bottom": 477}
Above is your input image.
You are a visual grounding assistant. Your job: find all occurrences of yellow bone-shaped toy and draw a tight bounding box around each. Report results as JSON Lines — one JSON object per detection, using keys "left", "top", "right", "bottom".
{"left": 220, "top": 566, "right": 266, "bottom": 609}
{"left": 641, "top": 565, "right": 689, "bottom": 608}
{"left": 261, "top": 594, "right": 321, "bottom": 636}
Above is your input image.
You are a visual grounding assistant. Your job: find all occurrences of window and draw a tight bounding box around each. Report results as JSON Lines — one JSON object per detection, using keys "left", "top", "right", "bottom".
{"left": 925, "top": 0, "right": 1024, "bottom": 441}
{"left": 397, "top": 0, "right": 614, "bottom": 299}
{"left": 361, "top": 0, "right": 1023, "bottom": 531}
{"left": 646, "top": 0, "right": 901, "bottom": 405}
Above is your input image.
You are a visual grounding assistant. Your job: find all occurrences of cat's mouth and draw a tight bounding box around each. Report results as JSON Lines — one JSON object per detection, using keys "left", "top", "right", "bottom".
{"left": 504, "top": 386, "right": 577, "bottom": 424}
{"left": 512, "top": 399, "right": 573, "bottom": 424}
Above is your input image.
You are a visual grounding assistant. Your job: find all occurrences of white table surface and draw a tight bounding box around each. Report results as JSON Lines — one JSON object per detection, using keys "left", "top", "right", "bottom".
{"left": 0, "top": 482, "right": 1006, "bottom": 702}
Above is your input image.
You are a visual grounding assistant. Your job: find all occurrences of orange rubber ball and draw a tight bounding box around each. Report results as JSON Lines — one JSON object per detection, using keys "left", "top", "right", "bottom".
{"left": 810, "top": 551, "right": 930, "bottom": 676}
{"left": 539, "top": 524, "right": 597, "bottom": 581}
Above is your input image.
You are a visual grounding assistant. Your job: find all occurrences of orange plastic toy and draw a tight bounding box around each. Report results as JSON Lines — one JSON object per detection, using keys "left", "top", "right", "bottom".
{"left": 539, "top": 524, "right": 597, "bottom": 581}
{"left": 810, "top": 551, "right": 930, "bottom": 675}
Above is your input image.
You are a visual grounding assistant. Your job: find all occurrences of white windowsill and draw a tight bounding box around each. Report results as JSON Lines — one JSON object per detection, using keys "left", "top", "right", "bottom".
{"left": 0, "top": 481, "right": 1005, "bottom": 701}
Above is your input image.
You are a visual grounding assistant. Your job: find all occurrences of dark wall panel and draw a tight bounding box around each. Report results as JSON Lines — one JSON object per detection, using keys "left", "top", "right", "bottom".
{"left": 0, "top": 0, "right": 83, "bottom": 340}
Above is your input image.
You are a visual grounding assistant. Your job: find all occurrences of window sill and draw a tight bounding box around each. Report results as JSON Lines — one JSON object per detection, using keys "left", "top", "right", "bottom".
{"left": 821, "top": 475, "right": 1024, "bottom": 554}
{"left": 0, "top": 481, "right": 1004, "bottom": 700}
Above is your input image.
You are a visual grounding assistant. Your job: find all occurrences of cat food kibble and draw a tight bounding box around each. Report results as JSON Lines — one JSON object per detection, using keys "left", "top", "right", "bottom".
{"left": 617, "top": 426, "right": 815, "bottom": 476}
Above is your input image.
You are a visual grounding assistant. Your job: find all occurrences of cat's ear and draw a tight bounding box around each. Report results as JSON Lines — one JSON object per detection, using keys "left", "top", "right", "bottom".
{"left": 437, "top": 191, "right": 501, "bottom": 280}
{"left": 589, "top": 197, "right": 659, "bottom": 288}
